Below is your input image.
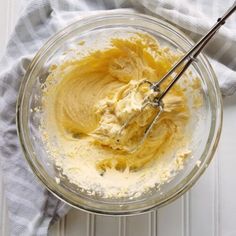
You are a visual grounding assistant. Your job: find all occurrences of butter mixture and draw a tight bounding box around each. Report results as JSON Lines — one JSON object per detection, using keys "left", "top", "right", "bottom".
{"left": 40, "top": 32, "right": 202, "bottom": 198}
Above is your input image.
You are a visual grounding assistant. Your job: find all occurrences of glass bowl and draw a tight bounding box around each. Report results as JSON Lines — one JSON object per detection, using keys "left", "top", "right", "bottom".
{"left": 16, "top": 13, "right": 222, "bottom": 215}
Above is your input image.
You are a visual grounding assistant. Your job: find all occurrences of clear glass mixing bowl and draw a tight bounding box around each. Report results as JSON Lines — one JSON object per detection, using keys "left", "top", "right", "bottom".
{"left": 16, "top": 13, "right": 222, "bottom": 215}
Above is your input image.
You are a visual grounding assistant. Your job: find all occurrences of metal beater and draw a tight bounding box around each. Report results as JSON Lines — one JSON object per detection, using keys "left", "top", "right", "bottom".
{"left": 120, "top": 2, "right": 236, "bottom": 152}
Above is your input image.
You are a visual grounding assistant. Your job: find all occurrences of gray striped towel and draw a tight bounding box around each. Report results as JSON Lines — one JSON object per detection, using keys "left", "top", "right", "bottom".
{"left": 0, "top": 0, "right": 235, "bottom": 235}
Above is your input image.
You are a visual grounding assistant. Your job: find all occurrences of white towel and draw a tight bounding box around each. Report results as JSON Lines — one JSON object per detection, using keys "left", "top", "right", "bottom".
{"left": 0, "top": 0, "right": 235, "bottom": 235}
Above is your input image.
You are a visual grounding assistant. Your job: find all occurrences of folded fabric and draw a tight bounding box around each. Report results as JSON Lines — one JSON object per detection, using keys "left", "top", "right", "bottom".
{"left": 0, "top": 0, "right": 235, "bottom": 235}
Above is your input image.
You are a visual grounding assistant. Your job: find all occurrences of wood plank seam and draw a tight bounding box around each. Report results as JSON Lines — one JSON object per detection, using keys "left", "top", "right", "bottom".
{"left": 87, "top": 214, "right": 95, "bottom": 236}
{"left": 148, "top": 210, "right": 157, "bottom": 236}
{"left": 213, "top": 154, "right": 220, "bottom": 236}
{"left": 1, "top": 0, "right": 12, "bottom": 235}
{"left": 183, "top": 192, "right": 190, "bottom": 236}
{"left": 118, "top": 216, "right": 127, "bottom": 236}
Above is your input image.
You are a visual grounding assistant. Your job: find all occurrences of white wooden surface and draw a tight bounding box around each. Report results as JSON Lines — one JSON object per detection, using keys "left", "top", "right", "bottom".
{"left": 1, "top": 1, "right": 236, "bottom": 236}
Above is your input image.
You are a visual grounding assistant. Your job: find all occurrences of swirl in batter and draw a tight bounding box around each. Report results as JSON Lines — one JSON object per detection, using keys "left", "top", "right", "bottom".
{"left": 41, "top": 33, "right": 196, "bottom": 197}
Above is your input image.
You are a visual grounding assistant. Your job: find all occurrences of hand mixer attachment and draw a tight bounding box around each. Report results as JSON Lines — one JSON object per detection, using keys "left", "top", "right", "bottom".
{"left": 119, "top": 2, "right": 236, "bottom": 153}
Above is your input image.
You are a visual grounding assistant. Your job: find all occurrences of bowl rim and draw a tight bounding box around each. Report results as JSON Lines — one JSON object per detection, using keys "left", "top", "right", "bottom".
{"left": 16, "top": 12, "right": 223, "bottom": 215}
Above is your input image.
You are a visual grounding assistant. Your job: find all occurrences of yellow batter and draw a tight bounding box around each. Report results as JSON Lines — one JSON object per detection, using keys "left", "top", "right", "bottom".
{"left": 42, "top": 33, "right": 191, "bottom": 180}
